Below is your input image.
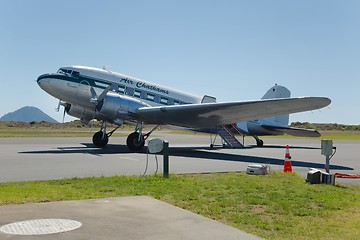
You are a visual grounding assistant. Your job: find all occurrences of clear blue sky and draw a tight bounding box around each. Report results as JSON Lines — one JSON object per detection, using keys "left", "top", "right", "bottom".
{"left": 1, "top": 0, "right": 359, "bottom": 124}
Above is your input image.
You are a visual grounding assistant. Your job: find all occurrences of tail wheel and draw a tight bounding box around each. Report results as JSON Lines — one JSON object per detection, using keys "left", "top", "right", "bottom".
{"left": 93, "top": 131, "right": 109, "bottom": 147}
{"left": 126, "top": 132, "right": 145, "bottom": 151}
{"left": 256, "top": 139, "right": 264, "bottom": 147}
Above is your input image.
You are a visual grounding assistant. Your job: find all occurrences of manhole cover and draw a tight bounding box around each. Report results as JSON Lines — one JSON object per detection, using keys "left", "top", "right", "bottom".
{"left": 0, "top": 219, "right": 82, "bottom": 235}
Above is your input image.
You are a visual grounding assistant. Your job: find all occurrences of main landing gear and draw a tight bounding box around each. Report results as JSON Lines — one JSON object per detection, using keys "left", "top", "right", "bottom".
{"left": 92, "top": 121, "right": 120, "bottom": 148}
{"left": 126, "top": 132, "right": 145, "bottom": 151}
{"left": 126, "top": 123, "right": 159, "bottom": 151}
{"left": 92, "top": 121, "right": 159, "bottom": 152}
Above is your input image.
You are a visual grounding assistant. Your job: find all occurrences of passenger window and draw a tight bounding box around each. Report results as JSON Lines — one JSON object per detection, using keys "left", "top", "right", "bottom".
{"left": 147, "top": 93, "right": 155, "bottom": 101}
{"left": 134, "top": 90, "right": 141, "bottom": 98}
{"left": 118, "top": 85, "right": 125, "bottom": 94}
{"left": 160, "top": 97, "right": 168, "bottom": 105}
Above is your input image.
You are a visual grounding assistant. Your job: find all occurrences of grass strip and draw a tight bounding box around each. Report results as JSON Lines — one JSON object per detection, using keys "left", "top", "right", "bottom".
{"left": 0, "top": 172, "right": 359, "bottom": 239}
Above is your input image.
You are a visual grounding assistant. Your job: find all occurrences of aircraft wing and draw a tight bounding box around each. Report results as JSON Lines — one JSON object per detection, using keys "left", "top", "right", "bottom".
{"left": 135, "top": 97, "right": 330, "bottom": 128}
{"left": 261, "top": 125, "right": 321, "bottom": 137}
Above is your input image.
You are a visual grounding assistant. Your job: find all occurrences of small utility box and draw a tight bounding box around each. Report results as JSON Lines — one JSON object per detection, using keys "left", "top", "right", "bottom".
{"left": 246, "top": 164, "right": 270, "bottom": 175}
{"left": 321, "top": 172, "right": 336, "bottom": 185}
{"left": 306, "top": 169, "right": 321, "bottom": 184}
{"left": 306, "top": 168, "right": 335, "bottom": 185}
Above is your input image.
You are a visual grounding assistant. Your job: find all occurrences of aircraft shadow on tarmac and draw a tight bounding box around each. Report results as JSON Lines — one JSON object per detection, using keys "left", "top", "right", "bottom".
{"left": 19, "top": 143, "right": 353, "bottom": 171}
{"left": 19, "top": 144, "right": 131, "bottom": 155}
{"left": 251, "top": 145, "right": 320, "bottom": 150}
{"left": 169, "top": 147, "right": 352, "bottom": 170}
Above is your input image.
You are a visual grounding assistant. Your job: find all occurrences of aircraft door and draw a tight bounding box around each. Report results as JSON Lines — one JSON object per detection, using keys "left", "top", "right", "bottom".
{"left": 78, "top": 80, "right": 91, "bottom": 99}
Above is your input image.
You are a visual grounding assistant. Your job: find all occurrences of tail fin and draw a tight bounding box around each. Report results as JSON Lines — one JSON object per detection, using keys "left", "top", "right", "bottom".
{"left": 239, "top": 84, "right": 321, "bottom": 138}
{"left": 260, "top": 84, "right": 291, "bottom": 126}
{"left": 261, "top": 84, "right": 291, "bottom": 100}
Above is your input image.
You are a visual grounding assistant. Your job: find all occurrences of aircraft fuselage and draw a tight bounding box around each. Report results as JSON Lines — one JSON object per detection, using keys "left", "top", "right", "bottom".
{"left": 37, "top": 66, "right": 203, "bottom": 125}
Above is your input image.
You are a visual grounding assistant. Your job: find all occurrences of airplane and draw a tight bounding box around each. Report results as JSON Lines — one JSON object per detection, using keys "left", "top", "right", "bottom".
{"left": 37, "top": 66, "right": 331, "bottom": 151}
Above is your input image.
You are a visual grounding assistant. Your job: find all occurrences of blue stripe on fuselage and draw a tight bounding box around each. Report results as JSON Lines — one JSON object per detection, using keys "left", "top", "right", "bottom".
{"left": 37, "top": 73, "right": 108, "bottom": 90}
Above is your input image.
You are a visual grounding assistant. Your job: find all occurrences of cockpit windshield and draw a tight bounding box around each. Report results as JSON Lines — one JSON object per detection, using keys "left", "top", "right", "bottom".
{"left": 57, "top": 68, "right": 80, "bottom": 78}
{"left": 57, "top": 68, "right": 70, "bottom": 74}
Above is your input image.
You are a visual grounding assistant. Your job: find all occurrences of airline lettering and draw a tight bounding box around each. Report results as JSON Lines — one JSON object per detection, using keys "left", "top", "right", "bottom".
{"left": 120, "top": 78, "right": 133, "bottom": 85}
{"left": 67, "top": 82, "right": 78, "bottom": 89}
{"left": 136, "top": 82, "right": 169, "bottom": 95}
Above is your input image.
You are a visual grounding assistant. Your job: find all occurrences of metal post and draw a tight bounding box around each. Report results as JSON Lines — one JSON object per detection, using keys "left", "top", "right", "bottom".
{"left": 163, "top": 141, "right": 169, "bottom": 178}
{"left": 325, "top": 156, "right": 330, "bottom": 174}
{"left": 321, "top": 140, "right": 333, "bottom": 174}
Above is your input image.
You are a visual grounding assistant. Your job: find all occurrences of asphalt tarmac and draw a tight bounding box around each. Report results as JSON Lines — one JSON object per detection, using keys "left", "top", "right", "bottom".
{"left": 0, "top": 133, "right": 359, "bottom": 185}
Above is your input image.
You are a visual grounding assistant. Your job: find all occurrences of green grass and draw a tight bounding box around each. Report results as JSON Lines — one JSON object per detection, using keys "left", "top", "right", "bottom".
{"left": 318, "top": 130, "right": 360, "bottom": 140}
{"left": 1, "top": 172, "right": 360, "bottom": 240}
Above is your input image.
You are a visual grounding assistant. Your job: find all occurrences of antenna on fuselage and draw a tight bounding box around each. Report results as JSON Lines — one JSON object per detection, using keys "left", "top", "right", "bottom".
{"left": 102, "top": 65, "right": 112, "bottom": 72}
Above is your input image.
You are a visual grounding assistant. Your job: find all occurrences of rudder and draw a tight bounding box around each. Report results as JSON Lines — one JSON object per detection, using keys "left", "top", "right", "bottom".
{"left": 261, "top": 84, "right": 291, "bottom": 100}
{"left": 260, "top": 84, "right": 291, "bottom": 126}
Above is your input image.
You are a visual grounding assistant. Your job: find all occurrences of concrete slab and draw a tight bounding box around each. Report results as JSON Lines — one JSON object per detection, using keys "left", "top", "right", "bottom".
{"left": 0, "top": 196, "right": 263, "bottom": 240}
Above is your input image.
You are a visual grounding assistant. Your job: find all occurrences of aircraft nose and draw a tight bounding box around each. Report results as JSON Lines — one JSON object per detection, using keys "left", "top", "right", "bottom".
{"left": 37, "top": 74, "right": 48, "bottom": 83}
{"left": 36, "top": 74, "right": 54, "bottom": 93}
{"left": 37, "top": 73, "right": 52, "bottom": 87}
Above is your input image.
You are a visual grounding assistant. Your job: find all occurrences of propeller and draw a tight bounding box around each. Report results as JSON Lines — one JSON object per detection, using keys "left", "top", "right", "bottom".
{"left": 55, "top": 100, "right": 61, "bottom": 112}
{"left": 89, "top": 84, "right": 116, "bottom": 127}
{"left": 62, "top": 106, "right": 66, "bottom": 123}
{"left": 55, "top": 100, "right": 68, "bottom": 124}
{"left": 90, "top": 84, "right": 118, "bottom": 110}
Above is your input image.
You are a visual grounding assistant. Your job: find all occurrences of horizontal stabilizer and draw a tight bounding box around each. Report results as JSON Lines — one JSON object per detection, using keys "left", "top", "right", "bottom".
{"left": 262, "top": 125, "right": 321, "bottom": 137}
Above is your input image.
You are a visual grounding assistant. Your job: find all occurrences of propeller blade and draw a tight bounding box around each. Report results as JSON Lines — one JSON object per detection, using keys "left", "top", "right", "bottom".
{"left": 62, "top": 107, "right": 66, "bottom": 123}
{"left": 90, "top": 84, "right": 117, "bottom": 105}
{"left": 97, "top": 85, "right": 112, "bottom": 102}
{"left": 90, "top": 87, "right": 98, "bottom": 104}
{"left": 90, "top": 87, "right": 97, "bottom": 99}
{"left": 55, "top": 100, "right": 61, "bottom": 112}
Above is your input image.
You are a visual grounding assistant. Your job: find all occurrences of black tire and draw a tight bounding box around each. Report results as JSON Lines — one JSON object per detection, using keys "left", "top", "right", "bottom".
{"left": 92, "top": 131, "right": 109, "bottom": 147}
{"left": 126, "top": 132, "right": 145, "bottom": 151}
{"left": 256, "top": 139, "right": 264, "bottom": 147}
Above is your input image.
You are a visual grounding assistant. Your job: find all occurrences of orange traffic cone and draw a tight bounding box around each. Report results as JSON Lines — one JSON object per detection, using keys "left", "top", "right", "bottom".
{"left": 283, "top": 144, "right": 292, "bottom": 172}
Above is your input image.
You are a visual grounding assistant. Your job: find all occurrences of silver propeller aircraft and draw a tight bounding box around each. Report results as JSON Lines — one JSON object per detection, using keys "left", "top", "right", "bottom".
{"left": 37, "top": 66, "right": 331, "bottom": 151}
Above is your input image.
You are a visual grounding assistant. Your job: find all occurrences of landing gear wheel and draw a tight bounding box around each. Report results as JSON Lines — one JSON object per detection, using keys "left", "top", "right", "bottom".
{"left": 256, "top": 139, "right": 264, "bottom": 147}
{"left": 92, "top": 131, "right": 109, "bottom": 147}
{"left": 126, "top": 132, "right": 145, "bottom": 151}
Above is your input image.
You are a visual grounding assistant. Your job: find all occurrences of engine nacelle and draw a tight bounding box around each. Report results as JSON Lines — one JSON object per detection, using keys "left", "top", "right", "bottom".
{"left": 65, "top": 92, "right": 150, "bottom": 125}
{"left": 96, "top": 92, "right": 150, "bottom": 123}
{"left": 65, "top": 104, "right": 94, "bottom": 124}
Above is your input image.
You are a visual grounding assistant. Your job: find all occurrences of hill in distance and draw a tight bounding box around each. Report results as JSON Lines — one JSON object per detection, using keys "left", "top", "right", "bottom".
{"left": 0, "top": 106, "right": 58, "bottom": 123}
